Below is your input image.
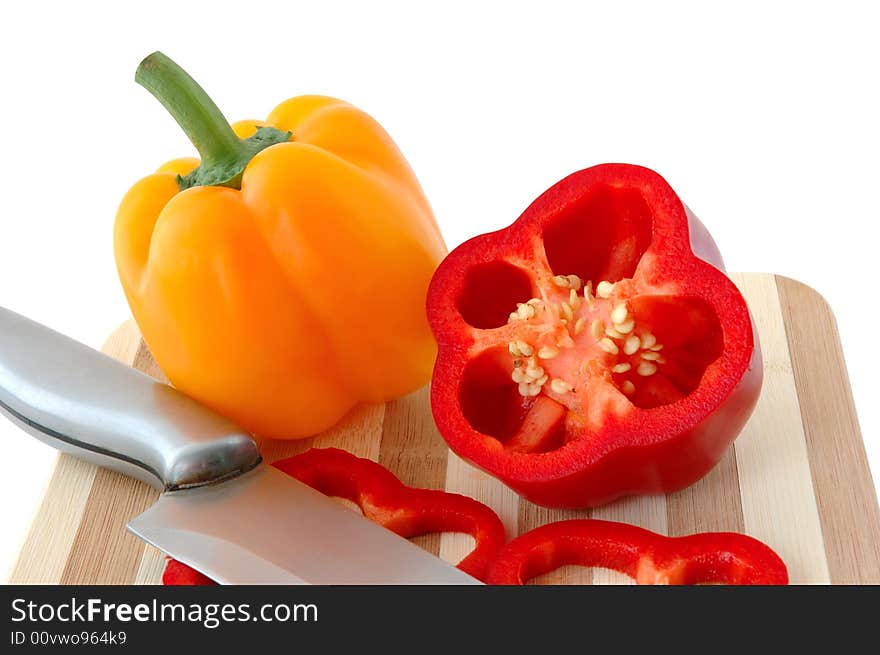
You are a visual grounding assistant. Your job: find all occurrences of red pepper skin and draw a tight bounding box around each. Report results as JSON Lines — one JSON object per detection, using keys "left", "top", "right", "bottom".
{"left": 162, "top": 558, "right": 216, "bottom": 585}
{"left": 427, "top": 164, "right": 762, "bottom": 508}
{"left": 163, "top": 448, "right": 507, "bottom": 584}
{"left": 485, "top": 519, "right": 788, "bottom": 585}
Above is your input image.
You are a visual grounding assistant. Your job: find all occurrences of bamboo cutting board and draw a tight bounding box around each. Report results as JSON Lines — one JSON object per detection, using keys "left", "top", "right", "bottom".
{"left": 8, "top": 274, "right": 880, "bottom": 584}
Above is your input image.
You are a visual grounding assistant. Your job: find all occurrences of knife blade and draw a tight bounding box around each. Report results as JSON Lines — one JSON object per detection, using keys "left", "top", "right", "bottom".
{"left": 0, "top": 307, "right": 479, "bottom": 584}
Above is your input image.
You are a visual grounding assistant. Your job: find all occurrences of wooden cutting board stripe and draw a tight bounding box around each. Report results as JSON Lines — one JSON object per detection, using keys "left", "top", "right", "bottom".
{"left": 9, "top": 457, "right": 97, "bottom": 584}
{"left": 8, "top": 274, "right": 880, "bottom": 584}
{"left": 732, "top": 274, "right": 830, "bottom": 583}
{"left": 777, "top": 277, "right": 880, "bottom": 584}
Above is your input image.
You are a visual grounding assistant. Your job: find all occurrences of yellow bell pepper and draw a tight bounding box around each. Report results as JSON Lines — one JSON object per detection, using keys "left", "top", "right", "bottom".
{"left": 114, "top": 52, "right": 446, "bottom": 439}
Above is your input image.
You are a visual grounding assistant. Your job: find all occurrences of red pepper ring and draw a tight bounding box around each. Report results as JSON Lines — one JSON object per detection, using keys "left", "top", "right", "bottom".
{"left": 162, "top": 558, "right": 216, "bottom": 585}
{"left": 485, "top": 519, "right": 788, "bottom": 585}
{"left": 162, "top": 447, "right": 507, "bottom": 584}
{"left": 273, "top": 448, "right": 507, "bottom": 580}
{"left": 427, "top": 163, "right": 763, "bottom": 508}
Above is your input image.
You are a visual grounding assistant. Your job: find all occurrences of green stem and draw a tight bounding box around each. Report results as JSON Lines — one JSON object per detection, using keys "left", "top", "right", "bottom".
{"left": 135, "top": 51, "right": 291, "bottom": 190}
{"left": 136, "top": 52, "right": 244, "bottom": 167}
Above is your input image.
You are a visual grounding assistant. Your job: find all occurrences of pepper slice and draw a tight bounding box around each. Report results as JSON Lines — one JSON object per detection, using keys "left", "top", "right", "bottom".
{"left": 485, "top": 519, "right": 788, "bottom": 585}
{"left": 162, "top": 448, "right": 507, "bottom": 584}
{"left": 162, "top": 558, "right": 215, "bottom": 585}
{"left": 427, "top": 164, "right": 762, "bottom": 508}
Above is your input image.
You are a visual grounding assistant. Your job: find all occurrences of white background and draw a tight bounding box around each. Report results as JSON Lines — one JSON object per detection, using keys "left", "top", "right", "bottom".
{"left": 1, "top": 1, "right": 877, "bottom": 580}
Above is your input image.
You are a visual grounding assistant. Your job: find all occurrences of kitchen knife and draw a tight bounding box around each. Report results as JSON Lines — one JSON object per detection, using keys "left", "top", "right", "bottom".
{"left": 0, "top": 307, "right": 479, "bottom": 584}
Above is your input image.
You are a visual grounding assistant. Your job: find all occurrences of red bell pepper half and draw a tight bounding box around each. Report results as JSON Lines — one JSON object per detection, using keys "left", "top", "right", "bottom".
{"left": 162, "top": 447, "right": 507, "bottom": 584}
{"left": 486, "top": 519, "right": 788, "bottom": 585}
{"left": 427, "top": 164, "right": 762, "bottom": 508}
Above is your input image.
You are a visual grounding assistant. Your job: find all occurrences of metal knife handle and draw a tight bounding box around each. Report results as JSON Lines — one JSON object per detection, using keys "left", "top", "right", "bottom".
{"left": 0, "top": 307, "right": 261, "bottom": 490}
